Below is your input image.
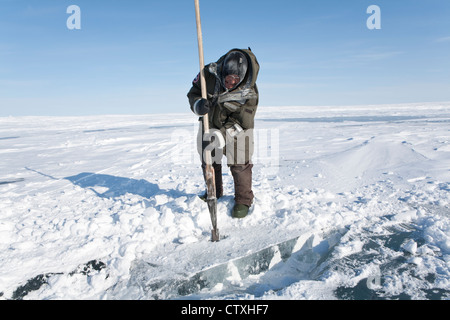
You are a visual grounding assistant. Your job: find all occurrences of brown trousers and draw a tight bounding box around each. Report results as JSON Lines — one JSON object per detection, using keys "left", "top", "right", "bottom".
{"left": 202, "top": 162, "right": 254, "bottom": 207}
{"left": 198, "top": 120, "right": 254, "bottom": 207}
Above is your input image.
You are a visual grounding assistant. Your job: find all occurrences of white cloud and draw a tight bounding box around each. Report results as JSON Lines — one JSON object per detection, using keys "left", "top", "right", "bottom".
{"left": 435, "top": 36, "right": 450, "bottom": 43}
{"left": 351, "top": 51, "right": 403, "bottom": 62}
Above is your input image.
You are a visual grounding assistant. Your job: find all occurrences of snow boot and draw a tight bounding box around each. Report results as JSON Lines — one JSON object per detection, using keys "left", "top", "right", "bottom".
{"left": 232, "top": 204, "right": 249, "bottom": 219}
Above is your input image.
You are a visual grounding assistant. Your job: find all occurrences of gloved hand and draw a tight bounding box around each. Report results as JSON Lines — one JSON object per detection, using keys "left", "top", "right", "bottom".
{"left": 193, "top": 98, "right": 212, "bottom": 116}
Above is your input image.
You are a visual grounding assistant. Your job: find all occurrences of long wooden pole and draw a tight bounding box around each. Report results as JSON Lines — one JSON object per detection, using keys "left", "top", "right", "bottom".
{"left": 194, "top": 0, "right": 219, "bottom": 242}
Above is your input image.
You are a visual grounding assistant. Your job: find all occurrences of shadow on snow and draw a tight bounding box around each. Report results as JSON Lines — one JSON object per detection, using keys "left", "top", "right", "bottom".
{"left": 64, "top": 172, "right": 189, "bottom": 199}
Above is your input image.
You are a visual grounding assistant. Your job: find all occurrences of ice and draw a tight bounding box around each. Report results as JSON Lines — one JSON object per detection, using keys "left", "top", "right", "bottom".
{"left": 402, "top": 239, "right": 418, "bottom": 255}
{"left": 0, "top": 103, "right": 449, "bottom": 300}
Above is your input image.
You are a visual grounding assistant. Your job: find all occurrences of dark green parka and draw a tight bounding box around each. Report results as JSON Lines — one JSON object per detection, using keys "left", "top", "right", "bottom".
{"left": 187, "top": 48, "right": 260, "bottom": 165}
{"left": 188, "top": 48, "right": 260, "bottom": 133}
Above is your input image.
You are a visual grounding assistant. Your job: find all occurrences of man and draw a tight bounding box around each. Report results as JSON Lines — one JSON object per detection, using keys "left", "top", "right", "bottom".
{"left": 187, "top": 48, "right": 260, "bottom": 218}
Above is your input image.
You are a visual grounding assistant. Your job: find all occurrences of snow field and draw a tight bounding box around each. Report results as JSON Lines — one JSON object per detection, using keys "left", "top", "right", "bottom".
{"left": 0, "top": 103, "right": 449, "bottom": 299}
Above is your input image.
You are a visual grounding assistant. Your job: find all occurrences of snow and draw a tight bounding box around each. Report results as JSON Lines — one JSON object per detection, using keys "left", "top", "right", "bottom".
{"left": 0, "top": 102, "right": 450, "bottom": 300}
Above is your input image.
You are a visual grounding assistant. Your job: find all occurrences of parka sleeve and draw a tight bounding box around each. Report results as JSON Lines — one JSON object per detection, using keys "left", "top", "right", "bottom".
{"left": 187, "top": 66, "right": 217, "bottom": 113}
{"left": 187, "top": 74, "right": 203, "bottom": 113}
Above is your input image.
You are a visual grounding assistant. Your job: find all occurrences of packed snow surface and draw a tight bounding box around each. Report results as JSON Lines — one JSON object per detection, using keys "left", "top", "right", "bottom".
{"left": 1, "top": 103, "right": 449, "bottom": 300}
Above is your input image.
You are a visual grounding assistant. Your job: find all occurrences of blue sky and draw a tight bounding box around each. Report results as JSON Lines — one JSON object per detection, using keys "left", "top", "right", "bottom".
{"left": 1, "top": 0, "right": 450, "bottom": 116}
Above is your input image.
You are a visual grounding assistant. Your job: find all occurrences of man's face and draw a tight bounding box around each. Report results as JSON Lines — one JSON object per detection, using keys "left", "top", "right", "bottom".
{"left": 224, "top": 74, "right": 240, "bottom": 90}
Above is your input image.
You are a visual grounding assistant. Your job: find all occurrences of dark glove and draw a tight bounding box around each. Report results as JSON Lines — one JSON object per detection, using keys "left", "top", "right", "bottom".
{"left": 193, "top": 98, "right": 212, "bottom": 116}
